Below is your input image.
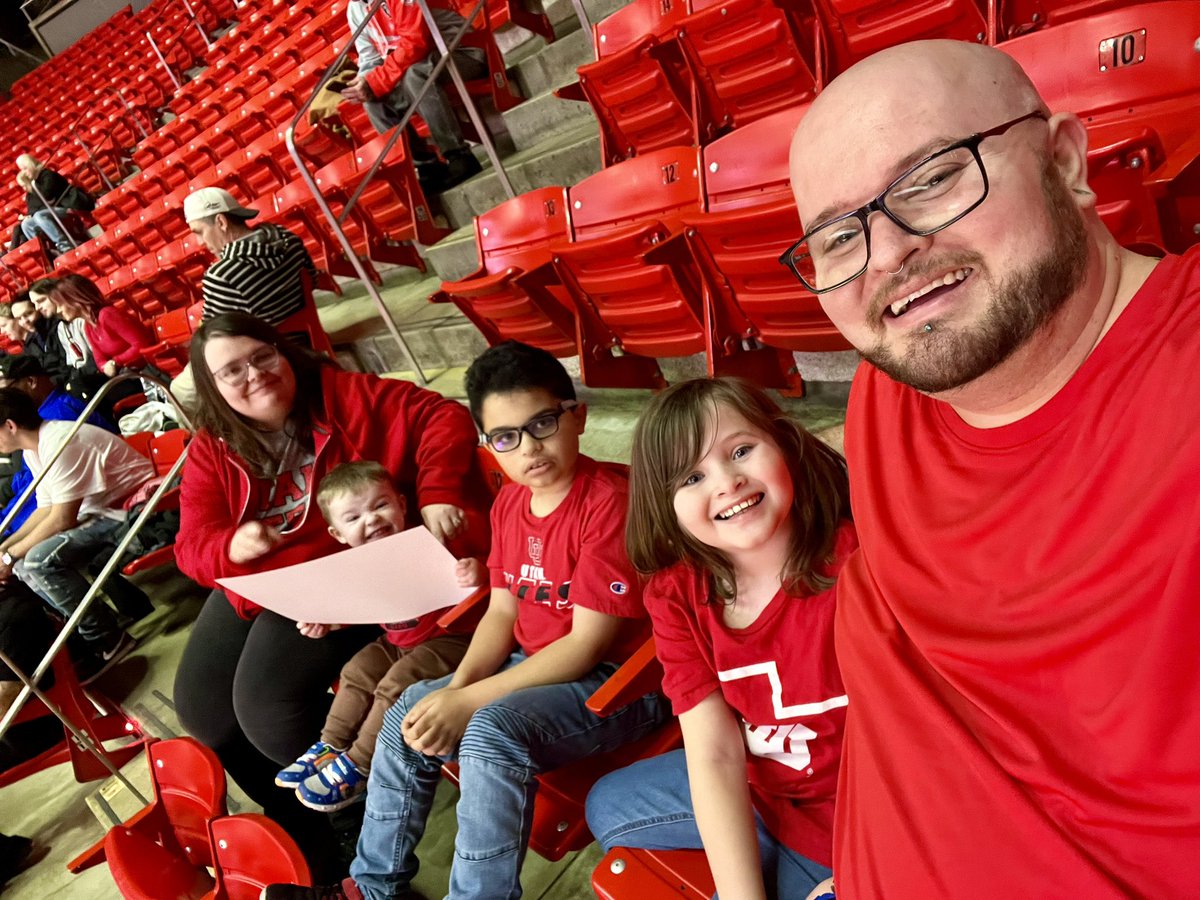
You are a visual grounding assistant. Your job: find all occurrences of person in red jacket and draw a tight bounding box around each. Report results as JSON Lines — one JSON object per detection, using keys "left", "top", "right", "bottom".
{"left": 172, "top": 312, "right": 488, "bottom": 878}
{"left": 47, "top": 274, "right": 156, "bottom": 378}
{"left": 342, "top": 0, "right": 486, "bottom": 192}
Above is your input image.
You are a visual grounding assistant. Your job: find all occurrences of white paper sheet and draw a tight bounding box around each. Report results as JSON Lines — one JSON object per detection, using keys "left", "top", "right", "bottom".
{"left": 217, "top": 526, "right": 476, "bottom": 623}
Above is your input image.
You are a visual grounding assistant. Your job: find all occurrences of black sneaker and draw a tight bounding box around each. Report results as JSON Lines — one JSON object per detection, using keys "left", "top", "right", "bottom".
{"left": 414, "top": 158, "right": 449, "bottom": 196}
{"left": 76, "top": 632, "right": 137, "bottom": 685}
{"left": 0, "top": 833, "right": 33, "bottom": 885}
{"left": 260, "top": 881, "right": 354, "bottom": 900}
{"left": 442, "top": 148, "right": 483, "bottom": 190}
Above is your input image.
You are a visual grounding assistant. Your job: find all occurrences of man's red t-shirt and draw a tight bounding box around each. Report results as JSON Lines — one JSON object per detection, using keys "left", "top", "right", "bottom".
{"left": 487, "top": 455, "right": 648, "bottom": 660}
{"left": 836, "top": 247, "right": 1200, "bottom": 898}
{"left": 647, "top": 522, "right": 857, "bottom": 867}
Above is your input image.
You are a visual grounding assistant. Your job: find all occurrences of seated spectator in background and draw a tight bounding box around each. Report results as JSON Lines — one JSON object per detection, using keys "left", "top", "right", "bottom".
{"left": 29, "top": 278, "right": 95, "bottom": 380}
{"left": 0, "top": 389, "right": 152, "bottom": 683}
{"left": 12, "top": 154, "right": 95, "bottom": 256}
{"left": 784, "top": 39, "right": 1200, "bottom": 896}
{"left": 183, "top": 188, "right": 315, "bottom": 325}
{"left": 0, "top": 303, "right": 29, "bottom": 348}
{"left": 10, "top": 294, "right": 69, "bottom": 386}
{"left": 264, "top": 341, "right": 670, "bottom": 900}
{"left": 0, "top": 356, "right": 113, "bottom": 538}
{"left": 173, "top": 313, "right": 488, "bottom": 879}
{"left": 344, "top": 0, "right": 485, "bottom": 191}
{"left": 48, "top": 274, "right": 158, "bottom": 379}
{"left": 276, "top": 460, "right": 483, "bottom": 813}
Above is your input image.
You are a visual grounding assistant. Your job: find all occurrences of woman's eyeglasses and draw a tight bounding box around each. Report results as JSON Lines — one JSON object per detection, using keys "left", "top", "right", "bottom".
{"left": 213, "top": 345, "right": 281, "bottom": 387}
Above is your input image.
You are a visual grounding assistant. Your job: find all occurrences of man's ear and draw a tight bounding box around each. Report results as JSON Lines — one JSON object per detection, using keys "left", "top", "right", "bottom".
{"left": 1046, "top": 112, "right": 1094, "bottom": 208}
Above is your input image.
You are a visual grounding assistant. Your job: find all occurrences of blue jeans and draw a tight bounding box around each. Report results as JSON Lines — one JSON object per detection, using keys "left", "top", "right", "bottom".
{"left": 21, "top": 208, "right": 72, "bottom": 248}
{"left": 14, "top": 515, "right": 124, "bottom": 647}
{"left": 585, "top": 749, "right": 832, "bottom": 900}
{"left": 349, "top": 652, "right": 671, "bottom": 900}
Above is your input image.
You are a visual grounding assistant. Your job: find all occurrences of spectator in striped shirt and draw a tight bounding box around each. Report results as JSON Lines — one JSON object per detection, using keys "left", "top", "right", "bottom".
{"left": 183, "top": 187, "right": 316, "bottom": 326}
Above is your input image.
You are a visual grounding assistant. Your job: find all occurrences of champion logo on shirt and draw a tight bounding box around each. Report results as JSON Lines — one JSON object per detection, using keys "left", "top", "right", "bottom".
{"left": 610, "top": 581, "right": 628, "bottom": 595}
{"left": 527, "top": 536, "right": 543, "bottom": 566}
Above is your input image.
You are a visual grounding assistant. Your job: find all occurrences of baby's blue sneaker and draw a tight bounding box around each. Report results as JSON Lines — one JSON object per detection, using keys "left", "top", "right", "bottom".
{"left": 275, "top": 741, "right": 340, "bottom": 788}
{"left": 295, "top": 751, "right": 367, "bottom": 812}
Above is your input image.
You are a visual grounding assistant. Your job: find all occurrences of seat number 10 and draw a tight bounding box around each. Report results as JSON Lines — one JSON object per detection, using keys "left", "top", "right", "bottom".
{"left": 1098, "top": 29, "right": 1146, "bottom": 72}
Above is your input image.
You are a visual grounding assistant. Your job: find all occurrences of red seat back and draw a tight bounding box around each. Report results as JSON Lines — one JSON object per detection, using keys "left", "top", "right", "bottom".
{"left": 208, "top": 814, "right": 311, "bottom": 898}
{"left": 148, "top": 736, "right": 228, "bottom": 865}
{"left": 815, "top": 0, "right": 987, "bottom": 74}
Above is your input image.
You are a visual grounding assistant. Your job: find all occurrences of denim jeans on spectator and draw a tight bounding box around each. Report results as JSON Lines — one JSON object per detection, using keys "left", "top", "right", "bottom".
{"left": 349, "top": 652, "right": 671, "bottom": 900}
{"left": 14, "top": 515, "right": 124, "bottom": 647}
{"left": 20, "top": 208, "right": 72, "bottom": 248}
{"left": 362, "top": 52, "right": 487, "bottom": 150}
{"left": 585, "top": 749, "right": 832, "bottom": 900}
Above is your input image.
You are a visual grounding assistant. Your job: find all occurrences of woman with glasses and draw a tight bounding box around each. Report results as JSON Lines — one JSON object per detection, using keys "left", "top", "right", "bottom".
{"left": 172, "top": 312, "right": 487, "bottom": 878}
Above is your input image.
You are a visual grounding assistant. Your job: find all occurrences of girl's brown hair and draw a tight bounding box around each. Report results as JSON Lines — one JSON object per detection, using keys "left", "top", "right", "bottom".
{"left": 49, "top": 273, "right": 105, "bottom": 321}
{"left": 626, "top": 377, "right": 850, "bottom": 600}
{"left": 189, "top": 312, "right": 332, "bottom": 479}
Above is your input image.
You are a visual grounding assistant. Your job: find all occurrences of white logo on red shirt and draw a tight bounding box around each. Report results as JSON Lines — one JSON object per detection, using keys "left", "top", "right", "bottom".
{"left": 718, "top": 661, "right": 847, "bottom": 774}
{"left": 527, "top": 535, "right": 543, "bottom": 566}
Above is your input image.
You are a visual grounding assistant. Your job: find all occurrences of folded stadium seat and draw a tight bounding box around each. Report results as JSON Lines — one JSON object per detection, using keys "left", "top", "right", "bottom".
{"left": 108, "top": 220, "right": 155, "bottom": 267}
{"left": 677, "top": 0, "right": 821, "bottom": 141}
{"left": 53, "top": 237, "right": 108, "bottom": 281}
{"left": 1003, "top": 0, "right": 1132, "bottom": 37}
{"left": 235, "top": 134, "right": 302, "bottom": 199}
{"left": 574, "top": 0, "right": 695, "bottom": 164}
{"left": 432, "top": 186, "right": 583, "bottom": 357}
{"left": 349, "top": 131, "right": 450, "bottom": 246}
{"left": 432, "top": 187, "right": 668, "bottom": 389}
{"left": 98, "top": 738, "right": 227, "bottom": 897}
{"left": 136, "top": 197, "right": 188, "bottom": 255}
{"left": 487, "top": 0, "right": 555, "bottom": 43}
{"left": 143, "top": 307, "right": 195, "bottom": 376}
{"left": 593, "top": 848, "right": 714, "bottom": 899}
{"left": 813, "top": 0, "right": 987, "bottom": 75}
{"left": 259, "top": 183, "right": 354, "bottom": 292}
{"left": 155, "top": 237, "right": 212, "bottom": 303}
{"left": 1001, "top": 1, "right": 1200, "bottom": 254}
{"left": 130, "top": 253, "right": 184, "bottom": 315}
{"left": 685, "top": 103, "right": 851, "bottom": 360}
{"left": 551, "top": 146, "right": 722, "bottom": 372}
{"left": 313, "top": 151, "right": 427, "bottom": 273}
{"left": 2, "top": 239, "right": 48, "bottom": 284}
{"left": 207, "top": 814, "right": 312, "bottom": 899}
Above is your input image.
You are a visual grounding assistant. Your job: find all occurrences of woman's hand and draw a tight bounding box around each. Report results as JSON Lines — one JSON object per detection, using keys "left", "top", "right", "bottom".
{"left": 456, "top": 557, "right": 487, "bottom": 588}
{"left": 228, "top": 521, "right": 282, "bottom": 565}
{"left": 421, "top": 504, "right": 466, "bottom": 544}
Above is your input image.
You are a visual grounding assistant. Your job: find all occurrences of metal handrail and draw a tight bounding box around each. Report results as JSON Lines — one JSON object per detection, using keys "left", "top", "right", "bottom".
{"left": 285, "top": 0, "right": 519, "bottom": 385}
{"left": 26, "top": 175, "right": 80, "bottom": 251}
{"left": 0, "top": 372, "right": 193, "bottom": 745}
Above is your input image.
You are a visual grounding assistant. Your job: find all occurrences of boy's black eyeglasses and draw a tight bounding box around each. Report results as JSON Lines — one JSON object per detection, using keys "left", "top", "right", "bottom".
{"left": 778, "top": 111, "right": 1048, "bottom": 294}
{"left": 480, "top": 401, "right": 578, "bottom": 453}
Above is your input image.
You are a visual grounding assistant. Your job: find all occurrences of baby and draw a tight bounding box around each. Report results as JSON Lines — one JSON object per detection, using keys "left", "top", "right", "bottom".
{"left": 275, "top": 460, "right": 483, "bottom": 811}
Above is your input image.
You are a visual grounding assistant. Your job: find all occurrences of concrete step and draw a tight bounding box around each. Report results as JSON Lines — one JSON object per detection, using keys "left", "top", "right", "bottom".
{"left": 496, "top": 0, "right": 628, "bottom": 59}
{"left": 503, "top": 84, "right": 596, "bottom": 152}
{"left": 436, "top": 117, "right": 600, "bottom": 228}
{"left": 508, "top": 23, "right": 592, "bottom": 99}
{"left": 424, "top": 221, "right": 480, "bottom": 284}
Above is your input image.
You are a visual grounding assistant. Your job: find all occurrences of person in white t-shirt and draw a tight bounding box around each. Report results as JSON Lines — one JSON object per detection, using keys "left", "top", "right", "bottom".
{"left": 0, "top": 388, "right": 154, "bottom": 681}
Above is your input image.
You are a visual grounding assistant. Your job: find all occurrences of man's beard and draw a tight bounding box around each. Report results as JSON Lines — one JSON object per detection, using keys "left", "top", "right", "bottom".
{"left": 861, "top": 160, "right": 1089, "bottom": 394}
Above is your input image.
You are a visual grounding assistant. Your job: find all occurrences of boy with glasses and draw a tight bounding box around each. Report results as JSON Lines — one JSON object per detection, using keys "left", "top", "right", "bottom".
{"left": 265, "top": 340, "right": 669, "bottom": 900}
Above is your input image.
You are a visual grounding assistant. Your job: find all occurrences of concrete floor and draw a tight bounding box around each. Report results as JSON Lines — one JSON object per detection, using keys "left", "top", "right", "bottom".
{"left": 0, "top": 270, "right": 850, "bottom": 899}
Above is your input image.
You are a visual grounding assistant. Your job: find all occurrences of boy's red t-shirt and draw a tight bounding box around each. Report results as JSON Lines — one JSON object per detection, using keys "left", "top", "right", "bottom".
{"left": 487, "top": 455, "right": 648, "bottom": 660}
{"left": 647, "top": 522, "right": 857, "bottom": 867}
{"left": 836, "top": 247, "right": 1200, "bottom": 898}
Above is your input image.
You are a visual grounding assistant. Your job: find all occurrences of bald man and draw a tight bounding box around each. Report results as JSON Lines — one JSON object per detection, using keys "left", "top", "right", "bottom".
{"left": 785, "top": 41, "right": 1199, "bottom": 897}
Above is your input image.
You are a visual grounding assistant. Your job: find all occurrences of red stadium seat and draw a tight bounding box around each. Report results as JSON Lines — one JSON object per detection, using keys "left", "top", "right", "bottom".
{"left": 207, "top": 814, "right": 312, "bottom": 899}
{"left": 814, "top": 0, "right": 987, "bottom": 75}
{"left": 552, "top": 146, "right": 705, "bottom": 364}
{"left": 686, "top": 103, "right": 851, "bottom": 359}
{"left": 1001, "top": 1, "right": 1200, "bottom": 253}
{"left": 434, "top": 187, "right": 580, "bottom": 357}
{"left": 592, "top": 848, "right": 714, "bottom": 900}
{"left": 575, "top": 0, "right": 695, "bottom": 164}
{"left": 679, "top": 0, "right": 820, "bottom": 137}
{"left": 100, "top": 738, "right": 227, "bottom": 897}
{"left": 997, "top": 0, "right": 1130, "bottom": 39}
